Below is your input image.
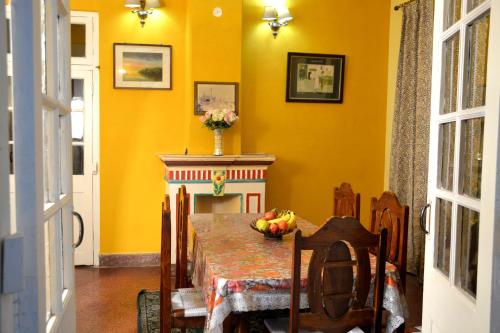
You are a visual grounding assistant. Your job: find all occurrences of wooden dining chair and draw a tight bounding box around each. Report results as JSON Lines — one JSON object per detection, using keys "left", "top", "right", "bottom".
{"left": 369, "top": 191, "right": 409, "bottom": 292}
{"left": 176, "top": 185, "right": 191, "bottom": 289}
{"left": 264, "top": 216, "right": 388, "bottom": 333}
{"left": 161, "top": 195, "right": 206, "bottom": 333}
{"left": 333, "top": 182, "right": 361, "bottom": 220}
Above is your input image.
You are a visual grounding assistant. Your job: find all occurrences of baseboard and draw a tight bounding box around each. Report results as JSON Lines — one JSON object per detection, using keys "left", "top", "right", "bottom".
{"left": 99, "top": 253, "right": 160, "bottom": 267}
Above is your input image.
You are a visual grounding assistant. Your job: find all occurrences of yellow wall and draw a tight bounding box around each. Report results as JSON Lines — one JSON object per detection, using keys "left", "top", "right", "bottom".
{"left": 71, "top": 0, "right": 392, "bottom": 254}
{"left": 185, "top": 0, "right": 242, "bottom": 155}
{"left": 71, "top": 0, "right": 242, "bottom": 254}
{"left": 242, "top": 0, "right": 391, "bottom": 227}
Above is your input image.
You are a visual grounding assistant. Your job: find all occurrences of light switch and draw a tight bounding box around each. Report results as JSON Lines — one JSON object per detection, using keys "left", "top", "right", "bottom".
{"left": 2, "top": 234, "right": 23, "bottom": 294}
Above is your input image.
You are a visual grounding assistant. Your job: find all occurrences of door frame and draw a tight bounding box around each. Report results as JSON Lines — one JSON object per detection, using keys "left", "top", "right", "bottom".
{"left": 71, "top": 11, "right": 100, "bottom": 266}
{"left": 5, "top": 8, "right": 101, "bottom": 267}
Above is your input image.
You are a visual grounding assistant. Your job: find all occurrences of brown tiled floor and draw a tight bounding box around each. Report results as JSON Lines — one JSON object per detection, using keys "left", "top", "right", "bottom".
{"left": 75, "top": 267, "right": 423, "bottom": 333}
{"left": 76, "top": 266, "right": 160, "bottom": 333}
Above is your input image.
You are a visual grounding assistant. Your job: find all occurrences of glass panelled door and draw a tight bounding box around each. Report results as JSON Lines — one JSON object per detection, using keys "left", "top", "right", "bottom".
{"left": 3, "top": 0, "right": 76, "bottom": 331}
{"left": 422, "top": 0, "right": 500, "bottom": 331}
{"left": 5, "top": 6, "right": 15, "bottom": 233}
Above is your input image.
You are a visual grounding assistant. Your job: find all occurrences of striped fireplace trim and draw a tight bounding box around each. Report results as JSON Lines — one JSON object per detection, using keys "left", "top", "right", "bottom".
{"left": 166, "top": 169, "right": 267, "bottom": 182}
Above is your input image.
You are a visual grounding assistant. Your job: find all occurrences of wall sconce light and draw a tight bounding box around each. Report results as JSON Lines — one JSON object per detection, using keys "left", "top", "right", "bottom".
{"left": 262, "top": 6, "right": 293, "bottom": 39}
{"left": 124, "top": 0, "right": 161, "bottom": 27}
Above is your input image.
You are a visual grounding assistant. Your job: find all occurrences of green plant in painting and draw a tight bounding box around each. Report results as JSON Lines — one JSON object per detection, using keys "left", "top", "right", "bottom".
{"left": 138, "top": 67, "right": 163, "bottom": 81}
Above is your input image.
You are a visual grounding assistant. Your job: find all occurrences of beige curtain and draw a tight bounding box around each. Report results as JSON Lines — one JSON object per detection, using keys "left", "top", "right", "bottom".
{"left": 389, "top": 0, "right": 433, "bottom": 279}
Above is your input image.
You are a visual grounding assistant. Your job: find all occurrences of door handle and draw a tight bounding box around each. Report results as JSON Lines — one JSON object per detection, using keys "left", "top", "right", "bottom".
{"left": 419, "top": 203, "right": 431, "bottom": 235}
{"left": 73, "top": 211, "right": 84, "bottom": 248}
{"left": 92, "top": 162, "right": 99, "bottom": 175}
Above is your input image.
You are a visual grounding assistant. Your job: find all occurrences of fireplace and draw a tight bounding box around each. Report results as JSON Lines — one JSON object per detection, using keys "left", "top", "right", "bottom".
{"left": 159, "top": 154, "right": 275, "bottom": 261}
{"left": 194, "top": 194, "right": 242, "bottom": 213}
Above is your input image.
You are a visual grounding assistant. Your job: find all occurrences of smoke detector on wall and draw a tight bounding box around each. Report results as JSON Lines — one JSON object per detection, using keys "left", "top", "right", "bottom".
{"left": 213, "top": 7, "right": 223, "bottom": 17}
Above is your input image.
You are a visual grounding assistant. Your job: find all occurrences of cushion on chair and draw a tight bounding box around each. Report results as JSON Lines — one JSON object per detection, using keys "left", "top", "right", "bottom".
{"left": 263, "top": 317, "right": 365, "bottom": 333}
{"left": 171, "top": 288, "right": 207, "bottom": 318}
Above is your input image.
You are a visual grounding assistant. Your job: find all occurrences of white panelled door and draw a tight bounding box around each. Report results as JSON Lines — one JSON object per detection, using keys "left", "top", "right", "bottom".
{"left": 421, "top": 0, "right": 500, "bottom": 332}
{"left": 71, "top": 69, "right": 95, "bottom": 265}
{"left": 70, "top": 11, "right": 99, "bottom": 266}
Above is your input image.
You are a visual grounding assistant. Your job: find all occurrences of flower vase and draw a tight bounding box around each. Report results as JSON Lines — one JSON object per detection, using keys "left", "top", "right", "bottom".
{"left": 213, "top": 128, "right": 223, "bottom": 156}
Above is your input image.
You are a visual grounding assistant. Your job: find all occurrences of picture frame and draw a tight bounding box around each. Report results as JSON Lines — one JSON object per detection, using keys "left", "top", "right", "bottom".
{"left": 286, "top": 52, "right": 345, "bottom": 103}
{"left": 113, "top": 43, "right": 172, "bottom": 90}
{"left": 194, "top": 81, "right": 239, "bottom": 115}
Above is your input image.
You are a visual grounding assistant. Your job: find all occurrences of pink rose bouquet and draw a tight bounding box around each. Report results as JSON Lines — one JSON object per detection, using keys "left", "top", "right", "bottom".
{"left": 199, "top": 103, "right": 238, "bottom": 130}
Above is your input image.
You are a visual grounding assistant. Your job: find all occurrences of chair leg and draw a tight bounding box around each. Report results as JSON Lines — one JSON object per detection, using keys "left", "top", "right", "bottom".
{"left": 236, "top": 313, "right": 249, "bottom": 333}
{"left": 359, "top": 325, "right": 371, "bottom": 333}
{"left": 223, "top": 314, "right": 234, "bottom": 333}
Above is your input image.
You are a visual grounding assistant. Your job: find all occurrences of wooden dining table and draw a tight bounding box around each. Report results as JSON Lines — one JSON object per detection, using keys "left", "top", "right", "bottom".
{"left": 188, "top": 213, "right": 409, "bottom": 333}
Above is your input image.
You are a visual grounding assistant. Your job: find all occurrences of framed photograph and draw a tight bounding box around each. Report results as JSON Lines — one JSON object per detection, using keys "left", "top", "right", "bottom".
{"left": 113, "top": 43, "right": 172, "bottom": 90}
{"left": 286, "top": 52, "right": 345, "bottom": 103}
{"left": 194, "top": 81, "right": 239, "bottom": 115}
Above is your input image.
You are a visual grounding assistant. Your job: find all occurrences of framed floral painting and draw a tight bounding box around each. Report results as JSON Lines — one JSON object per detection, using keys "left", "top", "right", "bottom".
{"left": 194, "top": 81, "right": 239, "bottom": 115}
{"left": 286, "top": 52, "right": 345, "bottom": 103}
{"left": 113, "top": 43, "right": 172, "bottom": 90}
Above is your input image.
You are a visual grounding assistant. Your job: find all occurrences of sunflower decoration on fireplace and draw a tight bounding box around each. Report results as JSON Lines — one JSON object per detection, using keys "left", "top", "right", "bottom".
{"left": 212, "top": 170, "right": 226, "bottom": 196}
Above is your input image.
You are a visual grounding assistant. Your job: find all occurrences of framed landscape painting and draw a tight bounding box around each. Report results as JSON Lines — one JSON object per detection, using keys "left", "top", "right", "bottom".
{"left": 286, "top": 52, "right": 345, "bottom": 103}
{"left": 194, "top": 81, "right": 239, "bottom": 115}
{"left": 113, "top": 43, "right": 172, "bottom": 90}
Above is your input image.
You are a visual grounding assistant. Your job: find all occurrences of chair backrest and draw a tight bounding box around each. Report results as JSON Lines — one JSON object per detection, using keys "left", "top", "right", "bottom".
{"left": 290, "top": 216, "right": 387, "bottom": 333}
{"left": 160, "top": 195, "right": 172, "bottom": 333}
{"left": 333, "top": 183, "right": 361, "bottom": 220}
{"left": 369, "top": 191, "right": 409, "bottom": 291}
{"left": 176, "top": 185, "right": 190, "bottom": 289}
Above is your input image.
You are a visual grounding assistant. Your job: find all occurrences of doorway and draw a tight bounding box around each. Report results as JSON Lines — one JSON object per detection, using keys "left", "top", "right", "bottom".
{"left": 70, "top": 11, "right": 99, "bottom": 266}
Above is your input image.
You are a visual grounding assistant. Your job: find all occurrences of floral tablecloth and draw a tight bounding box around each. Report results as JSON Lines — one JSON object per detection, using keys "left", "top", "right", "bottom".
{"left": 189, "top": 213, "right": 409, "bottom": 333}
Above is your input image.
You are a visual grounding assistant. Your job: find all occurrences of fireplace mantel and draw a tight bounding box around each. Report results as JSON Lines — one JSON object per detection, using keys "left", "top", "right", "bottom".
{"left": 159, "top": 155, "right": 275, "bottom": 195}
{"left": 159, "top": 154, "right": 275, "bottom": 261}
{"left": 159, "top": 154, "right": 276, "bottom": 167}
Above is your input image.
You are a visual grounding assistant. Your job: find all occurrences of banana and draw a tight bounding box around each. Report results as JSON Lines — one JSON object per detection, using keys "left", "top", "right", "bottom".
{"left": 267, "top": 213, "right": 290, "bottom": 225}
{"left": 265, "top": 210, "right": 296, "bottom": 229}
{"left": 267, "top": 216, "right": 284, "bottom": 225}
{"left": 287, "top": 211, "right": 296, "bottom": 229}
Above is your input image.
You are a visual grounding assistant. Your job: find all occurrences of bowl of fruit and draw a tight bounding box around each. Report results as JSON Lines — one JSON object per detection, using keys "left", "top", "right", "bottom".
{"left": 250, "top": 209, "right": 297, "bottom": 239}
